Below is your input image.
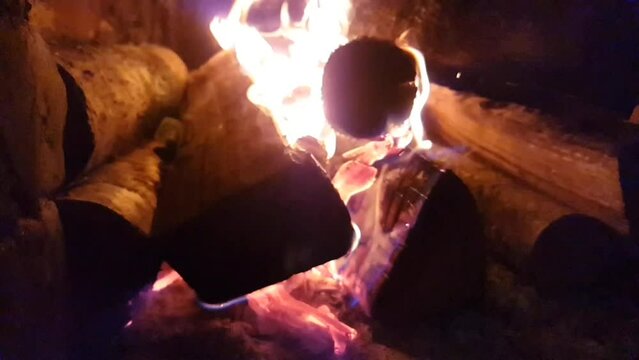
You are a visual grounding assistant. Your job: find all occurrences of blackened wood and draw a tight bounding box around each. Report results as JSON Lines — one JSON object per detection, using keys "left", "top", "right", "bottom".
{"left": 153, "top": 50, "right": 352, "bottom": 303}
{"left": 372, "top": 170, "right": 485, "bottom": 327}
{"left": 162, "top": 155, "right": 353, "bottom": 304}
{"left": 323, "top": 38, "right": 417, "bottom": 138}
{"left": 54, "top": 44, "right": 188, "bottom": 182}
{"left": 30, "top": 0, "right": 220, "bottom": 68}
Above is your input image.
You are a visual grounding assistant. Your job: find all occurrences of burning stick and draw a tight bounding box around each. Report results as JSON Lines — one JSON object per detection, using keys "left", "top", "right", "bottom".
{"left": 55, "top": 44, "right": 188, "bottom": 182}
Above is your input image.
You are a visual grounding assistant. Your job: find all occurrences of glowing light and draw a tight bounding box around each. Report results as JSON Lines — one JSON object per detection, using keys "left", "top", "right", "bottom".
{"left": 152, "top": 270, "right": 181, "bottom": 292}
{"left": 210, "top": 0, "right": 353, "bottom": 158}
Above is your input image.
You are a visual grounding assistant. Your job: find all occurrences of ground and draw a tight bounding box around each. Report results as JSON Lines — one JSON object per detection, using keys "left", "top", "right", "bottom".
{"left": 121, "top": 259, "right": 639, "bottom": 360}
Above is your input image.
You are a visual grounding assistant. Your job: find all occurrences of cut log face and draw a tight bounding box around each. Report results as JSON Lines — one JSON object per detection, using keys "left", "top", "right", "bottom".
{"left": 54, "top": 44, "right": 188, "bottom": 182}
{"left": 0, "top": 18, "right": 67, "bottom": 197}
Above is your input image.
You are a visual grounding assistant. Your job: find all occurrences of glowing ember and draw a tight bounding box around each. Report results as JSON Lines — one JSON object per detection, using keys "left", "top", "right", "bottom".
{"left": 209, "top": 0, "right": 434, "bottom": 355}
{"left": 152, "top": 269, "right": 181, "bottom": 292}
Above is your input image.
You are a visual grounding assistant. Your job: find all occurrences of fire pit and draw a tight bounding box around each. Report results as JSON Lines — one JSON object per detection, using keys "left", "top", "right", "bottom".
{"left": 1, "top": 0, "right": 639, "bottom": 359}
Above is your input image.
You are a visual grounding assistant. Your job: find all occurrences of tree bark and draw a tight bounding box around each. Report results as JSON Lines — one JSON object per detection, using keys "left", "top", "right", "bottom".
{"left": 425, "top": 85, "right": 628, "bottom": 265}
{"left": 55, "top": 44, "right": 188, "bottom": 182}
{"left": 153, "top": 50, "right": 289, "bottom": 235}
{"left": 0, "top": 9, "right": 67, "bottom": 199}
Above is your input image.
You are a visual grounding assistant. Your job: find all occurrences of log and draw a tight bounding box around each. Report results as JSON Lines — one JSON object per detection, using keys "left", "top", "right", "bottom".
{"left": 30, "top": 0, "right": 220, "bottom": 68}
{"left": 427, "top": 85, "right": 626, "bottom": 232}
{"left": 365, "top": 157, "right": 486, "bottom": 327}
{"left": 0, "top": 7, "right": 67, "bottom": 199}
{"left": 425, "top": 85, "right": 628, "bottom": 261}
{"left": 163, "top": 154, "right": 353, "bottom": 304}
{"left": 154, "top": 51, "right": 353, "bottom": 303}
{"left": 0, "top": 199, "right": 68, "bottom": 359}
{"left": 56, "top": 140, "right": 169, "bottom": 358}
{"left": 54, "top": 44, "right": 188, "bottom": 182}
{"left": 152, "top": 50, "right": 288, "bottom": 235}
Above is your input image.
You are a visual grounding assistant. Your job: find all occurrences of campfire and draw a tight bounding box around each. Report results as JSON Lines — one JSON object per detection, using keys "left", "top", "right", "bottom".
{"left": 2, "top": 0, "right": 639, "bottom": 359}
{"left": 150, "top": 0, "right": 439, "bottom": 354}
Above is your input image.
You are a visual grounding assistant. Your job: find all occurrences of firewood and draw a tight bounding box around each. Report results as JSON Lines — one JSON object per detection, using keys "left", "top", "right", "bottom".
{"left": 152, "top": 50, "right": 352, "bottom": 303}
{"left": 54, "top": 44, "right": 188, "bottom": 182}
{"left": 162, "top": 154, "right": 353, "bottom": 304}
{"left": 323, "top": 38, "right": 417, "bottom": 138}
{"left": 424, "top": 85, "right": 630, "bottom": 268}
{"left": 0, "top": 9, "right": 67, "bottom": 199}
{"left": 55, "top": 140, "right": 168, "bottom": 357}
{"left": 426, "top": 85, "right": 626, "bottom": 233}
{"left": 152, "top": 50, "right": 289, "bottom": 235}
{"left": 374, "top": 172, "right": 485, "bottom": 326}
{"left": 30, "top": 0, "right": 219, "bottom": 68}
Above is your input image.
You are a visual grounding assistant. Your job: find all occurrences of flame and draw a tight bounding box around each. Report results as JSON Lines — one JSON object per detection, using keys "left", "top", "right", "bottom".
{"left": 211, "top": 0, "right": 430, "bottom": 158}
{"left": 209, "top": 0, "right": 433, "bottom": 355}
{"left": 211, "top": 0, "right": 352, "bottom": 157}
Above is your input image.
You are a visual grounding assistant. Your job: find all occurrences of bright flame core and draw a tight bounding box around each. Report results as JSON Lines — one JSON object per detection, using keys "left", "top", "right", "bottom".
{"left": 210, "top": 0, "right": 431, "bottom": 158}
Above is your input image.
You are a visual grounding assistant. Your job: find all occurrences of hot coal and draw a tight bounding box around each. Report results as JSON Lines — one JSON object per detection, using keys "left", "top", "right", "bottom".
{"left": 161, "top": 153, "right": 353, "bottom": 305}
{"left": 322, "top": 38, "right": 417, "bottom": 139}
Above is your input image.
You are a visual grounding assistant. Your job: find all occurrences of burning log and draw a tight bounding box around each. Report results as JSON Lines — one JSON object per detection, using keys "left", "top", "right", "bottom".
{"left": 426, "top": 85, "right": 629, "bottom": 265}
{"left": 323, "top": 37, "right": 417, "bottom": 138}
{"left": 371, "top": 163, "right": 485, "bottom": 326}
{"left": 427, "top": 85, "right": 626, "bottom": 232}
{"left": 162, "top": 154, "right": 353, "bottom": 304}
{"left": 55, "top": 44, "right": 188, "bottom": 182}
{"left": 154, "top": 50, "right": 353, "bottom": 304}
{"left": 152, "top": 50, "right": 289, "bottom": 234}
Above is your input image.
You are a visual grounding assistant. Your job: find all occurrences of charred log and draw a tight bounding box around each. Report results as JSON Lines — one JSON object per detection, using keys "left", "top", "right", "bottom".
{"left": 154, "top": 50, "right": 352, "bottom": 303}
{"left": 162, "top": 154, "right": 353, "bottom": 304}
{"left": 322, "top": 38, "right": 417, "bottom": 138}
{"left": 371, "top": 163, "right": 485, "bottom": 327}
{"left": 54, "top": 44, "right": 188, "bottom": 182}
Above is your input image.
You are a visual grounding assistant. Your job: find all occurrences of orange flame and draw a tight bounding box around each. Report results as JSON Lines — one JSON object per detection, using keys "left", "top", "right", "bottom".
{"left": 211, "top": 0, "right": 431, "bottom": 159}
